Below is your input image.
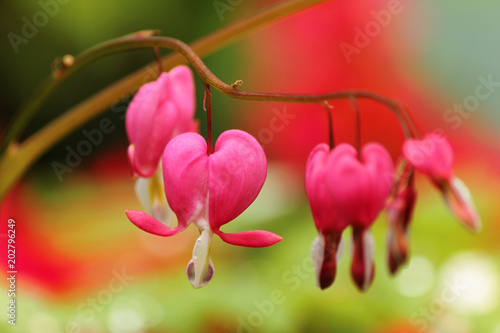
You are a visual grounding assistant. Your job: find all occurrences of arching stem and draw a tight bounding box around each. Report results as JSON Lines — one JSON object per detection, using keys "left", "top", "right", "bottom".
{"left": 204, "top": 85, "right": 214, "bottom": 155}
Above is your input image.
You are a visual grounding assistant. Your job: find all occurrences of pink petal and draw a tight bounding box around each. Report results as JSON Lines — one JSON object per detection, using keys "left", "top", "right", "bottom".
{"left": 125, "top": 67, "right": 197, "bottom": 178}
{"left": 127, "top": 144, "right": 138, "bottom": 177}
{"left": 166, "top": 66, "right": 196, "bottom": 134}
{"left": 402, "top": 133, "right": 454, "bottom": 182}
{"left": 132, "top": 100, "right": 178, "bottom": 177}
{"left": 305, "top": 144, "right": 347, "bottom": 233}
{"left": 162, "top": 133, "right": 209, "bottom": 227}
{"left": 125, "top": 209, "right": 184, "bottom": 236}
{"left": 327, "top": 143, "right": 394, "bottom": 228}
{"left": 216, "top": 230, "right": 282, "bottom": 247}
{"left": 208, "top": 130, "right": 267, "bottom": 230}
{"left": 362, "top": 143, "right": 395, "bottom": 221}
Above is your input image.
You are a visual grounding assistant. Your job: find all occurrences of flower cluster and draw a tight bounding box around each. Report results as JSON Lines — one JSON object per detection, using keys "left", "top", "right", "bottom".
{"left": 124, "top": 66, "right": 282, "bottom": 288}
{"left": 124, "top": 65, "right": 480, "bottom": 291}
{"left": 306, "top": 129, "right": 481, "bottom": 291}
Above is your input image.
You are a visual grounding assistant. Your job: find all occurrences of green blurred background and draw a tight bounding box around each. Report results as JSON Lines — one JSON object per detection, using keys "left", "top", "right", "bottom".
{"left": 1, "top": 1, "right": 500, "bottom": 332}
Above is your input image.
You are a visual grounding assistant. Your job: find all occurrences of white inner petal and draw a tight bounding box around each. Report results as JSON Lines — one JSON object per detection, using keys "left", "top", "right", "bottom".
{"left": 134, "top": 177, "right": 152, "bottom": 215}
{"left": 190, "top": 228, "right": 213, "bottom": 288}
{"left": 336, "top": 234, "right": 345, "bottom": 263}
{"left": 310, "top": 235, "right": 325, "bottom": 286}
{"left": 152, "top": 198, "right": 174, "bottom": 227}
{"left": 447, "top": 177, "right": 482, "bottom": 230}
{"left": 362, "top": 229, "right": 375, "bottom": 290}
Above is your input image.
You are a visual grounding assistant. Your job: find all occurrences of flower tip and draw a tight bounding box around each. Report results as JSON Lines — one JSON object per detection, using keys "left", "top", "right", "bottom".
{"left": 319, "top": 275, "right": 335, "bottom": 290}
{"left": 351, "top": 229, "right": 375, "bottom": 292}
{"left": 444, "top": 177, "right": 482, "bottom": 233}
{"left": 318, "top": 264, "right": 337, "bottom": 290}
{"left": 350, "top": 261, "right": 375, "bottom": 292}
{"left": 388, "top": 252, "right": 407, "bottom": 276}
{"left": 311, "top": 234, "right": 344, "bottom": 290}
{"left": 463, "top": 215, "right": 482, "bottom": 233}
{"left": 187, "top": 259, "right": 214, "bottom": 289}
{"left": 187, "top": 229, "right": 214, "bottom": 288}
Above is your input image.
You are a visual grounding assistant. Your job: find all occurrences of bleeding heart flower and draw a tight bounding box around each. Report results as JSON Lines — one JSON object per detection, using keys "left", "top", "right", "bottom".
{"left": 403, "top": 133, "right": 481, "bottom": 231}
{"left": 306, "top": 143, "right": 348, "bottom": 289}
{"left": 125, "top": 65, "right": 197, "bottom": 226}
{"left": 306, "top": 143, "right": 394, "bottom": 291}
{"left": 125, "top": 129, "right": 282, "bottom": 288}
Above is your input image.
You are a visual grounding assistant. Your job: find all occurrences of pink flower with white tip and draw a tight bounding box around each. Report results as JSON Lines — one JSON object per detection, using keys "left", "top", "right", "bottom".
{"left": 403, "top": 133, "right": 481, "bottom": 231}
{"left": 126, "top": 129, "right": 282, "bottom": 288}
{"left": 125, "top": 65, "right": 197, "bottom": 227}
{"left": 306, "top": 143, "right": 348, "bottom": 290}
{"left": 306, "top": 142, "right": 394, "bottom": 291}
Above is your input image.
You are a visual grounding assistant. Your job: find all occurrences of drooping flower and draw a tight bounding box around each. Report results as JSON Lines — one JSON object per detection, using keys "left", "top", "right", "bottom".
{"left": 125, "top": 65, "right": 197, "bottom": 226}
{"left": 306, "top": 143, "right": 348, "bottom": 290}
{"left": 126, "top": 65, "right": 196, "bottom": 177}
{"left": 306, "top": 143, "right": 394, "bottom": 291}
{"left": 386, "top": 167, "right": 417, "bottom": 275}
{"left": 126, "top": 130, "right": 282, "bottom": 288}
{"left": 402, "top": 133, "right": 481, "bottom": 231}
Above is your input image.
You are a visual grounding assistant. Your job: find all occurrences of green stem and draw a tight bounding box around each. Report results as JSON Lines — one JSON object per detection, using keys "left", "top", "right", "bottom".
{"left": 0, "top": 30, "right": 160, "bottom": 156}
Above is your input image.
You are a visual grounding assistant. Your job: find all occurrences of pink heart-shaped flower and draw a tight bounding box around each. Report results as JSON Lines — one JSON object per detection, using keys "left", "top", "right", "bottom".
{"left": 127, "top": 129, "right": 282, "bottom": 247}
{"left": 126, "top": 129, "right": 282, "bottom": 288}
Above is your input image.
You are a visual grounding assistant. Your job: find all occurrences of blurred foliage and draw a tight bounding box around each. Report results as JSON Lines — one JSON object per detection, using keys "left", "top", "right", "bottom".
{"left": 1, "top": 1, "right": 500, "bottom": 333}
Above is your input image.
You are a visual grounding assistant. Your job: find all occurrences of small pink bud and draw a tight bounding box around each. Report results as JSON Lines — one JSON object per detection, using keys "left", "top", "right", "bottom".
{"left": 386, "top": 174, "right": 417, "bottom": 275}
{"left": 403, "top": 133, "right": 481, "bottom": 231}
{"left": 402, "top": 133, "right": 453, "bottom": 183}
{"left": 125, "top": 65, "right": 196, "bottom": 178}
